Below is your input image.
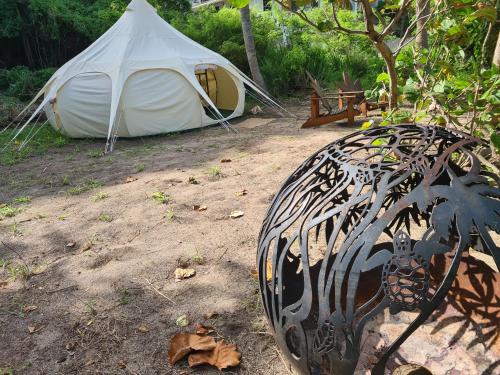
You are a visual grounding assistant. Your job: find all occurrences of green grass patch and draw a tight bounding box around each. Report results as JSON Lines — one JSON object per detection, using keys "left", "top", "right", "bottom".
{"left": 12, "top": 196, "right": 31, "bottom": 204}
{"left": 152, "top": 191, "right": 169, "bottom": 204}
{"left": 0, "top": 124, "right": 70, "bottom": 166}
{"left": 164, "top": 208, "right": 176, "bottom": 222}
{"left": 207, "top": 166, "right": 223, "bottom": 179}
{"left": 98, "top": 213, "right": 113, "bottom": 222}
{"left": 92, "top": 191, "right": 109, "bottom": 202}
{"left": 87, "top": 150, "right": 103, "bottom": 158}
{"left": 67, "top": 179, "right": 103, "bottom": 196}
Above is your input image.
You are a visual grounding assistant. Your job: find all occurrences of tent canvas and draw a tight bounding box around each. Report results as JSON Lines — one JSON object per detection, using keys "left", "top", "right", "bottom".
{"left": 11, "top": 0, "right": 283, "bottom": 152}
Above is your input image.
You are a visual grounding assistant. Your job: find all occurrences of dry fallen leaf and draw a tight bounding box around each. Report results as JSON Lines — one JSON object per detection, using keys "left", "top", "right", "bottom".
{"left": 137, "top": 324, "right": 150, "bottom": 333}
{"left": 23, "top": 305, "right": 38, "bottom": 313}
{"left": 80, "top": 241, "right": 93, "bottom": 252}
{"left": 234, "top": 190, "right": 248, "bottom": 197}
{"left": 220, "top": 159, "right": 232, "bottom": 163}
{"left": 203, "top": 311, "right": 218, "bottom": 320}
{"left": 188, "top": 340, "right": 241, "bottom": 370}
{"left": 229, "top": 210, "right": 244, "bottom": 219}
{"left": 28, "top": 325, "right": 42, "bottom": 334}
{"left": 250, "top": 105, "right": 263, "bottom": 115}
{"left": 168, "top": 333, "right": 217, "bottom": 365}
{"left": 195, "top": 324, "right": 214, "bottom": 335}
{"left": 125, "top": 176, "right": 138, "bottom": 183}
{"left": 193, "top": 205, "right": 207, "bottom": 212}
{"left": 174, "top": 268, "right": 196, "bottom": 282}
{"left": 117, "top": 360, "right": 127, "bottom": 369}
{"left": 250, "top": 261, "right": 273, "bottom": 282}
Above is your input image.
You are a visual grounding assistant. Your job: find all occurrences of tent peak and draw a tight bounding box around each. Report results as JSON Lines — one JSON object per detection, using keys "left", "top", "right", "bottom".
{"left": 127, "top": 0, "right": 157, "bottom": 13}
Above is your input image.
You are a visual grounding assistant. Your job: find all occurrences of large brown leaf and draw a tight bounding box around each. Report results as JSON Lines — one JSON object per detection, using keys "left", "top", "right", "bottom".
{"left": 188, "top": 340, "right": 241, "bottom": 370}
{"left": 168, "top": 333, "right": 216, "bottom": 365}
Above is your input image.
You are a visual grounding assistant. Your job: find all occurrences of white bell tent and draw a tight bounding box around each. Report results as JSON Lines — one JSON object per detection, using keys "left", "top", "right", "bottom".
{"left": 11, "top": 0, "right": 282, "bottom": 152}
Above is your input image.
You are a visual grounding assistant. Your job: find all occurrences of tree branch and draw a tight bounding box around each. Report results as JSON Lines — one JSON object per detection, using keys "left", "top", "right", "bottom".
{"left": 392, "top": 0, "right": 447, "bottom": 56}
{"left": 273, "top": 0, "right": 367, "bottom": 35}
{"left": 380, "top": 0, "right": 414, "bottom": 38}
{"left": 331, "top": 3, "right": 368, "bottom": 35}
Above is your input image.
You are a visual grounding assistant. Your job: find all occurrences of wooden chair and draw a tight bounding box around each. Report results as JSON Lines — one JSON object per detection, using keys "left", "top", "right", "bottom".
{"left": 337, "top": 72, "right": 388, "bottom": 115}
{"left": 302, "top": 72, "right": 362, "bottom": 128}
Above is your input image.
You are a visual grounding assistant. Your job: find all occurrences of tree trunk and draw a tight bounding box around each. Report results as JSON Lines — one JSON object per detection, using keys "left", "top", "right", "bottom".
{"left": 482, "top": 0, "right": 500, "bottom": 67}
{"left": 240, "top": 5, "right": 267, "bottom": 92}
{"left": 374, "top": 41, "right": 398, "bottom": 109}
{"left": 493, "top": 32, "right": 500, "bottom": 67}
{"left": 415, "top": 0, "right": 429, "bottom": 50}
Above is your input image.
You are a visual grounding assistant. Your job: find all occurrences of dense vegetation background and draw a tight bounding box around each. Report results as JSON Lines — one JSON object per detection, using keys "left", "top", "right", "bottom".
{"left": 0, "top": 1, "right": 383, "bottom": 107}
{"left": 0, "top": 0, "right": 497, "bottom": 153}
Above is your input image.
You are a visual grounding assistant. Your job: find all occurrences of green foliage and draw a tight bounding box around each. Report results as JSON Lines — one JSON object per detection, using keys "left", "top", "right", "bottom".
{"left": 392, "top": 1, "right": 499, "bottom": 150}
{"left": 98, "top": 213, "right": 113, "bottom": 222}
{"left": 93, "top": 191, "right": 109, "bottom": 202}
{"left": 0, "top": 0, "right": 191, "bottom": 69}
{"left": 207, "top": 165, "right": 223, "bottom": 178}
{"left": 0, "top": 124, "right": 69, "bottom": 165}
{"left": 152, "top": 191, "right": 169, "bottom": 204}
{"left": 67, "top": 179, "right": 103, "bottom": 196}
{"left": 0, "top": 4, "right": 383, "bottom": 103}
{"left": 0, "top": 67, "right": 55, "bottom": 101}
{"left": 170, "top": 6, "right": 383, "bottom": 95}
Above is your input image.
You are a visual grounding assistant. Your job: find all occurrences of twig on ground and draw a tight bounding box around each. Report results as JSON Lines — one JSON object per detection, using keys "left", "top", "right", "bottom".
{"left": 1, "top": 241, "right": 30, "bottom": 270}
{"left": 275, "top": 346, "right": 294, "bottom": 375}
{"left": 46, "top": 285, "right": 78, "bottom": 294}
{"left": 144, "top": 278, "right": 175, "bottom": 305}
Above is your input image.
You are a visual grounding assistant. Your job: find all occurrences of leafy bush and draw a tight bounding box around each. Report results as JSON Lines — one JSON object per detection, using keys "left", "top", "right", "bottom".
{"left": 0, "top": 66, "right": 56, "bottom": 101}
{"left": 0, "top": 5, "right": 384, "bottom": 101}
{"left": 171, "top": 6, "right": 383, "bottom": 95}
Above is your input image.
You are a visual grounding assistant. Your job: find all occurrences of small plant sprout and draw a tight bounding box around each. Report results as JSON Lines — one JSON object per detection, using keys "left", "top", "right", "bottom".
{"left": 118, "top": 290, "right": 130, "bottom": 305}
{"left": 84, "top": 300, "right": 97, "bottom": 315}
{"left": 12, "top": 196, "right": 31, "bottom": 204}
{"left": 98, "top": 213, "right": 113, "bottom": 222}
{"left": 164, "top": 208, "right": 176, "bottom": 222}
{"left": 0, "top": 205, "right": 21, "bottom": 219}
{"left": 7, "top": 263, "right": 32, "bottom": 281}
{"left": 136, "top": 163, "right": 145, "bottom": 173}
{"left": 191, "top": 250, "right": 205, "bottom": 265}
{"left": 152, "top": 191, "right": 169, "bottom": 204}
{"left": 62, "top": 175, "right": 71, "bottom": 186}
{"left": 93, "top": 191, "right": 109, "bottom": 202}
{"left": 87, "top": 150, "right": 103, "bottom": 158}
{"left": 10, "top": 223, "right": 22, "bottom": 236}
{"left": 67, "top": 179, "right": 103, "bottom": 196}
{"left": 207, "top": 166, "right": 223, "bottom": 179}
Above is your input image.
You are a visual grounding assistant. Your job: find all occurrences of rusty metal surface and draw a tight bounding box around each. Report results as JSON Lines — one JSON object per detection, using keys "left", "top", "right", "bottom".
{"left": 257, "top": 125, "right": 499, "bottom": 375}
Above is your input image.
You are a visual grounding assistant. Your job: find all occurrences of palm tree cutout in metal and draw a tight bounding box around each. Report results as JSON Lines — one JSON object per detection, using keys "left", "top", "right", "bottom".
{"left": 257, "top": 125, "right": 499, "bottom": 375}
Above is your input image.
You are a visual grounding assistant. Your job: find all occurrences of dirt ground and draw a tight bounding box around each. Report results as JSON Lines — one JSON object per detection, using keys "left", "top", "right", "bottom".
{"left": 0, "top": 103, "right": 498, "bottom": 375}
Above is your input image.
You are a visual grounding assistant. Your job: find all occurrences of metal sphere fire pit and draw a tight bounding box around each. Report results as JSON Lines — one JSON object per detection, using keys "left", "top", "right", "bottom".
{"left": 257, "top": 125, "right": 499, "bottom": 375}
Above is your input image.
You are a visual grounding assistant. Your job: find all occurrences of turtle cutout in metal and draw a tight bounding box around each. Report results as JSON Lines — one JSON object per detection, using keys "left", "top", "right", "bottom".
{"left": 257, "top": 125, "right": 499, "bottom": 375}
{"left": 382, "top": 230, "right": 430, "bottom": 314}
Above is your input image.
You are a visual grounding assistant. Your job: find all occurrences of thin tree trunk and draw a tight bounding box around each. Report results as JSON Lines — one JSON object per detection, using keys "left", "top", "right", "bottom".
{"left": 415, "top": 0, "right": 429, "bottom": 50}
{"left": 374, "top": 41, "right": 398, "bottom": 109}
{"left": 482, "top": 0, "right": 500, "bottom": 67}
{"left": 493, "top": 33, "right": 500, "bottom": 67}
{"left": 240, "top": 5, "right": 267, "bottom": 92}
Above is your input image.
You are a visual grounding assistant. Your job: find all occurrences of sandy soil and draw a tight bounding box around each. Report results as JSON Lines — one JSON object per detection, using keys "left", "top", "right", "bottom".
{"left": 0, "top": 103, "right": 498, "bottom": 375}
